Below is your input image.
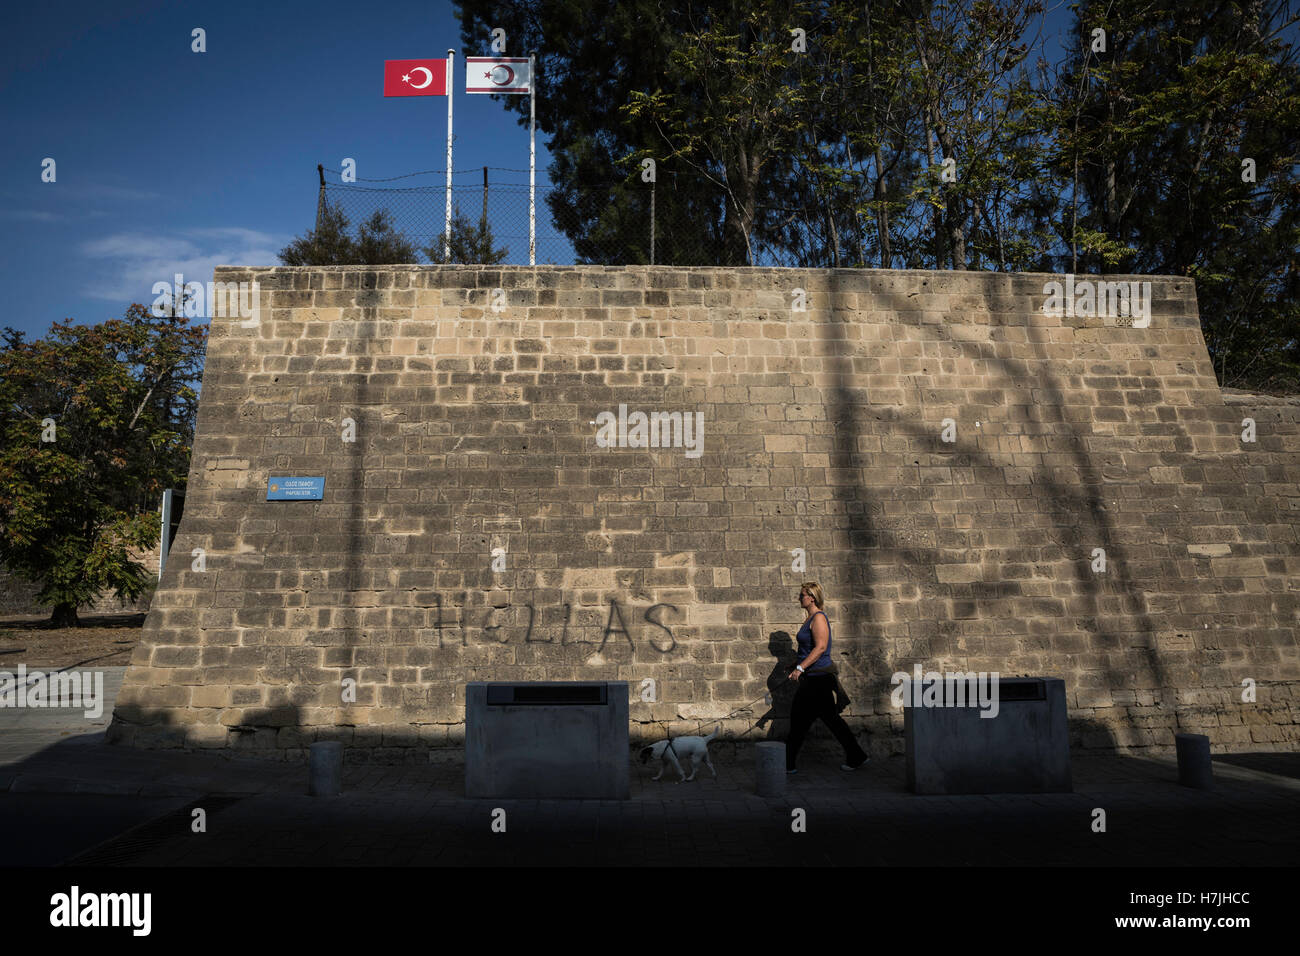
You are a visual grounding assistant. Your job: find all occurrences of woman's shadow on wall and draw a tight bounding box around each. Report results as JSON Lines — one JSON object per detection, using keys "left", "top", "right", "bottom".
{"left": 755, "top": 631, "right": 798, "bottom": 740}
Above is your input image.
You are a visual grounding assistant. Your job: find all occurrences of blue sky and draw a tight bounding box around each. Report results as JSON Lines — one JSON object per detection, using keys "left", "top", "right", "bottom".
{"left": 1, "top": 1, "right": 1098, "bottom": 342}
{"left": 0, "top": 0, "right": 552, "bottom": 340}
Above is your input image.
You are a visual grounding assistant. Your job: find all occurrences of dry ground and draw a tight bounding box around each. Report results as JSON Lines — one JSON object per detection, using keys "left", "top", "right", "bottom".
{"left": 0, "top": 612, "right": 144, "bottom": 668}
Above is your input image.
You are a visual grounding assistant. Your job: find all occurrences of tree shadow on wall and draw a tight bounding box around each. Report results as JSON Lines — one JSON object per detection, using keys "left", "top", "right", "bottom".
{"left": 820, "top": 269, "right": 1174, "bottom": 736}
{"left": 108, "top": 700, "right": 308, "bottom": 753}
{"left": 337, "top": 271, "right": 380, "bottom": 705}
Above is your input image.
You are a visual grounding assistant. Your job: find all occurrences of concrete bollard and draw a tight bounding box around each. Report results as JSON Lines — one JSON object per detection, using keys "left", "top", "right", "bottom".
{"left": 755, "top": 741, "right": 786, "bottom": 797}
{"left": 1175, "top": 733, "right": 1213, "bottom": 790}
{"left": 309, "top": 741, "right": 343, "bottom": 796}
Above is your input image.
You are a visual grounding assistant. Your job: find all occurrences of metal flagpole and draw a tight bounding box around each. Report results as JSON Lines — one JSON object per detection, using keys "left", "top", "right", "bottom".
{"left": 529, "top": 51, "right": 536, "bottom": 266}
{"left": 445, "top": 49, "right": 455, "bottom": 261}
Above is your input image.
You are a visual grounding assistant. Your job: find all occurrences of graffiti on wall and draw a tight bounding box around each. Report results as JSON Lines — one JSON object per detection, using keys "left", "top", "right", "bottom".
{"left": 429, "top": 594, "right": 680, "bottom": 653}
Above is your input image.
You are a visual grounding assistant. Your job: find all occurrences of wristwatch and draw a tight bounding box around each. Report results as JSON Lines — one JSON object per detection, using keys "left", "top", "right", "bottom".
{"left": 796, "top": 665, "right": 805, "bottom": 673}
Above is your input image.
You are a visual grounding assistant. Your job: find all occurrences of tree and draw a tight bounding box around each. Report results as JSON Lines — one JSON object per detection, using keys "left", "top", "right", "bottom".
{"left": 354, "top": 209, "right": 420, "bottom": 264}
{"left": 279, "top": 205, "right": 419, "bottom": 265}
{"left": 1051, "top": 0, "right": 1300, "bottom": 391}
{"left": 897, "top": 0, "right": 1050, "bottom": 270}
{"left": 624, "top": 1, "right": 811, "bottom": 265}
{"left": 455, "top": 0, "right": 736, "bottom": 264}
{"left": 0, "top": 307, "right": 205, "bottom": 626}
{"left": 425, "top": 205, "right": 510, "bottom": 264}
{"left": 278, "top": 202, "right": 357, "bottom": 265}
{"left": 456, "top": 0, "right": 1298, "bottom": 389}
{"left": 458, "top": 0, "right": 1055, "bottom": 269}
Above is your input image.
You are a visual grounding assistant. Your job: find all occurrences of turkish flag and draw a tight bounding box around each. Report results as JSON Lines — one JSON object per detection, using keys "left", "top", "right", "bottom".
{"left": 383, "top": 59, "right": 448, "bottom": 97}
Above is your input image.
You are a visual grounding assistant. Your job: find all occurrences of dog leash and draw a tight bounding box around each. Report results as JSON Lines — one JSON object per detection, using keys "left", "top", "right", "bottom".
{"left": 648, "top": 667, "right": 855, "bottom": 760}
{"left": 650, "top": 691, "right": 774, "bottom": 754}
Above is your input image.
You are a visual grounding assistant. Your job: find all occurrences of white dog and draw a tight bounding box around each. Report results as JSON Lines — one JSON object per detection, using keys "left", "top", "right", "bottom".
{"left": 639, "top": 724, "right": 720, "bottom": 782}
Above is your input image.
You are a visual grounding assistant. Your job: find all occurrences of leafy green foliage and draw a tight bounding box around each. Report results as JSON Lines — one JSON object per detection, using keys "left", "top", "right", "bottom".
{"left": 1054, "top": 0, "right": 1300, "bottom": 391}
{"left": 455, "top": 0, "right": 742, "bottom": 264}
{"left": 0, "top": 308, "right": 205, "bottom": 625}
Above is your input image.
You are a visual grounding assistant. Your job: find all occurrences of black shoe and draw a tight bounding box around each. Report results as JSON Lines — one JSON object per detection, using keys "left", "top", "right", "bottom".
{"left": 840, "top": 754, "right": 870, "bottom": 771}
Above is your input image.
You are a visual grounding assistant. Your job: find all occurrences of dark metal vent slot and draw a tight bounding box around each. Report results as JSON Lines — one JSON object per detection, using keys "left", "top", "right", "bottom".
{"left": 487, "top": 684, "right": 607, "bottom": 705}
{"left": 998, "top": 679, "right": 1046, "bottom": 701}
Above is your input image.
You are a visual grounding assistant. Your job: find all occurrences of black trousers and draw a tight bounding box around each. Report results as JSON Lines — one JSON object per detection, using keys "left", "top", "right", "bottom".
{"left": 786, "top": 672, "right": 867, "bottom": 769}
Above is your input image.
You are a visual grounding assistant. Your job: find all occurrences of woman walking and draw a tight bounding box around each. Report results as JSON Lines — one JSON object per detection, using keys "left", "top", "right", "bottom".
{"left": 786, "top": 582, "right": 870, "bottom": 773}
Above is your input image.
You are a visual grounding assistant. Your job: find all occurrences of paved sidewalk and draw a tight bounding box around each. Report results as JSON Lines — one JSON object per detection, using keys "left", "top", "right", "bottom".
{"left": 3, "top": 670, "right": 1297, "bottom": 866}
{"left": 80, "top": 749, "right": 1297, "bottom": 867}
{"left": 4, "top": 731, "right": 1297, "bottom": 866}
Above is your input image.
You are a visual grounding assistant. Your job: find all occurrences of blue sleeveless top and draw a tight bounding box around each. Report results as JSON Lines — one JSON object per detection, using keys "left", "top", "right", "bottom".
{"left": 795, "top": 611, "right": 833, "bottom": 673}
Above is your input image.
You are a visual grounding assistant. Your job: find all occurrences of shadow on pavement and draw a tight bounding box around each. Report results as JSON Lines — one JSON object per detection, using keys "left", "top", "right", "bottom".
{"left": 3, "top": 724, "right": 1299, "bottom": 866}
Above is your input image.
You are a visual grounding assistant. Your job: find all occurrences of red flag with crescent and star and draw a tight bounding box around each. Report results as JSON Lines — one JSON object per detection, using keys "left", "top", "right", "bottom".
{"left": 465, "top": 57, "right": 531, "bottom": 94}
{"left": 383, "top": 59, "right": 448, "bottom": 96}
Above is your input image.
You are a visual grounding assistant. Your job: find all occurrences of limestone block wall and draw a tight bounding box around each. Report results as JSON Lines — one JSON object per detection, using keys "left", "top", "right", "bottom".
{"left": 107, "top": 266, "right": 1300, "bottom": 759}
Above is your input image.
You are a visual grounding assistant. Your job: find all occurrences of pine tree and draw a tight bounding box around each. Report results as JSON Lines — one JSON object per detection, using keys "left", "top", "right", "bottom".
{"left": 278, "top": 202, "right": 357, "bottom": 265}
{"left": 425, "top": 205, "right": 509, "bottom": 264}
{"left": 279, "top": 205, "right": 419, "bottom": 265}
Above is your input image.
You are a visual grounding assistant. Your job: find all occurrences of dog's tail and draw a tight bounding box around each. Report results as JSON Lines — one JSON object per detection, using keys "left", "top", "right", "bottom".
{"left": 704, "top": 723, "right": 720, "bottom": 742}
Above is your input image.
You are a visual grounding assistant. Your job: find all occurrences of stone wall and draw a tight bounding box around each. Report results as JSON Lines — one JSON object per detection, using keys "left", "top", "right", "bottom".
{"left": 107, "top": 266, "right": 1300, "bottom": 759}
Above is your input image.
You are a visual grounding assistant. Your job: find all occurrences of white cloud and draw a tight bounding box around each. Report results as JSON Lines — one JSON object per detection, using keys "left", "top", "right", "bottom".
{"left": 80, "top": 227, "right": 285, "bottom": 302}
{"left": 65, "top": 184, "right": 163, "bottom": 202}
{"left": 1, "top": 209, "right": 61, "bottom": 222}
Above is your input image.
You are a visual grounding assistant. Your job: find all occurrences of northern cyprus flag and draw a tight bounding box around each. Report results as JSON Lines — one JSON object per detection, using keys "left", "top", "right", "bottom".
{"left": 466, "top": 57, "right": 531, "bottom": 94}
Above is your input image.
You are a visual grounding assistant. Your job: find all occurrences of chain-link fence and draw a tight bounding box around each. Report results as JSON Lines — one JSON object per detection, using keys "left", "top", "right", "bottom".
{"left": 314, "top": 166, "right": 847, "bottom": 268}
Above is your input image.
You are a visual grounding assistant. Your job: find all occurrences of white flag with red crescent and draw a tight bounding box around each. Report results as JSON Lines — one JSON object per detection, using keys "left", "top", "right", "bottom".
{"left": 466, "top": 57, "right": 531, "bottom": 94}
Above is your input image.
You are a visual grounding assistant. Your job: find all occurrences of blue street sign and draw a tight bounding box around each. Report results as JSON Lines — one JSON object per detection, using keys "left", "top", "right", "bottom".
{"left": 266, "top": 477, "right": 325, "bottom": 500}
